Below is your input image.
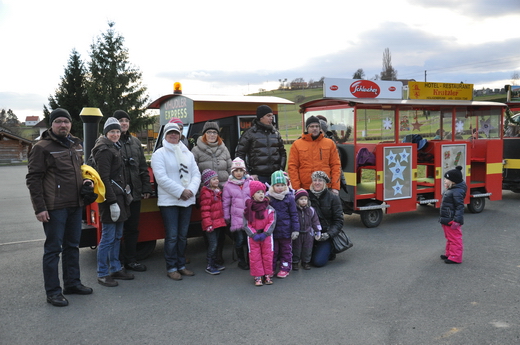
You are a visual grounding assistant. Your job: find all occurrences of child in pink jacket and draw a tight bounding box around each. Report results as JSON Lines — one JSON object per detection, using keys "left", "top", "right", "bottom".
{"left": 243, "top": 181, "right": 276, "bottom": 286}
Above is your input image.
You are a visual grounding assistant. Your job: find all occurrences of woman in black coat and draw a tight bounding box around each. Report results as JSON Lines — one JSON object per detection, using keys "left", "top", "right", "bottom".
{"left": 307, "top": 171, "right": 344, "bottom": 267}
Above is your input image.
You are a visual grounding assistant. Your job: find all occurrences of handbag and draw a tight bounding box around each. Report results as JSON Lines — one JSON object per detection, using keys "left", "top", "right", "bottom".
{"left": 112, "top": 180, "right": 133, "bottom": 205}
{"left": 332, "top": 229, "right": 353, "bottom": 253}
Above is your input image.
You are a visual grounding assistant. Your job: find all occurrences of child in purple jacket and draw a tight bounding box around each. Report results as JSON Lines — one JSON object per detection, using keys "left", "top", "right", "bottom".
{"left": 222, "top": 157, "right": 252, "bottom": 270}
{"left": 268, "top": 170, "right": 299, "bottom": 278}
{"left": 291, "top": 189, "right": 322, "bottom": 270}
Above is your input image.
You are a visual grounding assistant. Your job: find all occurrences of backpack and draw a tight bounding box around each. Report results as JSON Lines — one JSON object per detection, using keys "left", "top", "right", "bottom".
{"left": 356, "top": 148, "right": 376, "bottom": 166}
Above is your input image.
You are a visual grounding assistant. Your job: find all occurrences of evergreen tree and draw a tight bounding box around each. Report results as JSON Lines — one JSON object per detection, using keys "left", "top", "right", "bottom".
{"left": 47, "top": 48, "right": 89, "bottom": 137}
{"left": 380, "top": 48, "right": 398, "bottom": 81}
{"left": 87, "top": 21, "right": 153, "bottom": 132}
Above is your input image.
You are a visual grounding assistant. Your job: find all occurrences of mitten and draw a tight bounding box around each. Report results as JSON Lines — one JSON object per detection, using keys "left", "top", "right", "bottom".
{"left": 291, "top": 231, "right": 299, "bottom": 240}
{"left": 110, "top": 203, "right": 120, "bottom": 222}
{"left": 320, "top": 232, "right": 330, "bottom": 241}
{"left": 314, "top": 231, "right": 322, "bottom": 241}
{"left": 206, "top": 226, "right": 213, "bottom": 232}
{"left": 253, "top": 233, "right": 266, "bottom": 242}
{"left": 450, "top": 221, "right": 460, "bottom": 230}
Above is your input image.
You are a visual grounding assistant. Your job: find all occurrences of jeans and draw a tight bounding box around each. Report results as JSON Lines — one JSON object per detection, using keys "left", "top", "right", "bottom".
{"left": 97, "top": 222, "right": 124, "bottom": 277}
{"left": 312, "top": 238, "right": 333, "bottom": 267}
{"left": 160, "top": 205, "right": 192, "bottom": 272}
{"left": 204, "top": 228, "right": 221, "bottom": 264}
{"left": 42, "top": 207, "right": 82, "bottom": 296}
{"left": 121, "top": 200, "right": 141, "bottom": 264}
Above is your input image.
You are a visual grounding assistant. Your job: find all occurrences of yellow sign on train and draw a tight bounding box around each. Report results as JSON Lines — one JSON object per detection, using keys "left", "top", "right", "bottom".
{"left": 408, "top": 81, "right": 473, "bottom": 101}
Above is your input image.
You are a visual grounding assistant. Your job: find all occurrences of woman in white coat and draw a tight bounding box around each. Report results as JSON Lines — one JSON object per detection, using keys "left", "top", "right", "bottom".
{"left": 151, "top": 122, "right": 201, "bottom": 281}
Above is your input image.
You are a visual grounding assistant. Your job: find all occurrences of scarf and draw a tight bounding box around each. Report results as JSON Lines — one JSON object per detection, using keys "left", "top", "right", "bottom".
{"left": 244, "top": 198, "right": 269, "bottom": 223}
{"left": 171, "top": 142, "right": 190, "bottom": 187}
{"left": 228, "top": 174, "right": 250, "bottom": 186}
{"left": 310, "top": 184, "right": 327, "bottom": 197}
{"left": 268, "top": 186, "right": 289, "bottom": 201}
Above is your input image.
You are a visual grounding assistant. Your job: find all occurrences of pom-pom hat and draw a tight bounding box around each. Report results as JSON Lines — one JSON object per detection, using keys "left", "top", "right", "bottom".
{"left": 271, "top": 170, "right": 286, "bottom": 186}
{"left": 231, "top": 157, "right": 246, "bottom": 173}
{"left": 444, "top": 166, "right": 463, "bottom": 184}
{"left": 249, "top": 181, "right": 266, "bottom": 197}
{"left": 103, "top": 117, "right": 121, "bottom": 135}
{"left": 201, "top": 169, "right": 218, "bottom": 187}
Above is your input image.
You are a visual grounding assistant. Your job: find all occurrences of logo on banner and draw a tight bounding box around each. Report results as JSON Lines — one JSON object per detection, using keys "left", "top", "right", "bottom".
{"left": 350, "top": 80, "right": 380, "bottom": 98}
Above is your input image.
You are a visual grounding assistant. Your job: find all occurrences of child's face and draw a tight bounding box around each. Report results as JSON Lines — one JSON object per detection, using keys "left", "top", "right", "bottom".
{"left": 253, "top": 190, "right": 265, "bottom": 202}
{"left": 273, "top": 183, "right": 286, "bottom": 194}
{"left": 232, "top": 169, "right": 245, "bottom": 179}
{"left": 209, "top": 176, "right": 220, "bottom": 188}
{"left": 297, "top": 196, "right": 308, "bottom": 207}
{"left": 443, "top": 178, "right": 453, "bottom": 189}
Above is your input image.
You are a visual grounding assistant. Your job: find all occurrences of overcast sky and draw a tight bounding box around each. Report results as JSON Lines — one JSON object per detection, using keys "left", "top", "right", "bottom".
{"left": 1, "top": 0, "right": 519, "bottom": 120}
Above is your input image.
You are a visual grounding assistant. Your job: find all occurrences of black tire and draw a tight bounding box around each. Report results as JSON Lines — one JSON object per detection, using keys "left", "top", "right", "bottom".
{"left": 467, "top": 197, "right": 485, "bottom": 213}
{"left": 135, "top": 240, "right": 157, "bottom": 261}
{"left": 360, "top": 204, "right": 383, "bottom": 228}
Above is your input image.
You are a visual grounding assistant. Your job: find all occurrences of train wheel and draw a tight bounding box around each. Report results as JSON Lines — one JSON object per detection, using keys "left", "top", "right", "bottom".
{"left": 467, "top": 197, "right": 485, "bottom": 213}
{"left": 360, "top": 204, "right": 383, "bottom": 228}
{"left": 135, "top": 240, "right": 157, "bottom": 261}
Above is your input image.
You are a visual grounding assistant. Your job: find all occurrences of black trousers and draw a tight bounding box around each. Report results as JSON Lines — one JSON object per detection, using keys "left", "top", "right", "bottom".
{"left": 121, "top": 200, "right": 141, "bottom": 264}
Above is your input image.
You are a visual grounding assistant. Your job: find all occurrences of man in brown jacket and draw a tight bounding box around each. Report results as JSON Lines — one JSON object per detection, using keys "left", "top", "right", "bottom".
{"left": 26, "top": 108, "right": 93, "bottom": 307}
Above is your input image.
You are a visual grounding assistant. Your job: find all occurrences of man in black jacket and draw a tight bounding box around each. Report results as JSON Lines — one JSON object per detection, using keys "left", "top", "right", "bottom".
{"left": 235, "top": 105, "right": 286, "bottom": 184}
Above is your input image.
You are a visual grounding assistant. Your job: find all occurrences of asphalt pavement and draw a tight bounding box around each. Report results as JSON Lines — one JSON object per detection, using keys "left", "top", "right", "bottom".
{"left": 0, "top": 165, "right": 519, "bottom": 344}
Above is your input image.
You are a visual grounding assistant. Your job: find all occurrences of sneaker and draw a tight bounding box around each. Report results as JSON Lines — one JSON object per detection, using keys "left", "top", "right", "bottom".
{"left": 238, "top": 261, "right": 249, "bottom": 270}
{"left": 205, "top": 266, "right": 221, "bottom": 275}
{"left": 125, "top": 262, "right": 147, "bottom": 272}
{"left": 440, "top": 255, "right": 448, "bottom": 260}
{"left": 98, "top": 276, "right": 118, "bottom": 287}
{"left": 110, "top": 269, "right": 134, "bottom": 280}
{"left": 167, "top": 271, "right": 182, "bottom": 280}
{"left": 264, "top": 275, "right": 273, "bottom": 285}
{"left": 302, "top": 262, "right": 311, "bottom": 270}
{"left": 254, "top": 276, "right": 263, "bottom": 286}
{"left": 292, "top": 262, "right": 299, "bottom": 271}
{"left": 178, "top": 268, "right": 195, "bottom": 276}
{"left": 214, "top": 263, "right": 226, "bottom": 271}
{"left": 276, "top": 270, "right": 289, "bottom": 279}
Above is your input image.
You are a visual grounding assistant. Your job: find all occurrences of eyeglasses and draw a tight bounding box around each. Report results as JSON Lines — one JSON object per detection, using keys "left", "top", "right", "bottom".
{"left": 206, "top": 131, "right": 218, "bottom": 135}
{"left": 54, "top": 120, "right": 71, "bottom": 124}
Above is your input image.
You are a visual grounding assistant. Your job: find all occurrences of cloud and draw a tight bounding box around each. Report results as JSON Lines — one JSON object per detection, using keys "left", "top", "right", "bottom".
{"left": 412, "top": 0, "right": 520, "bottom": 17}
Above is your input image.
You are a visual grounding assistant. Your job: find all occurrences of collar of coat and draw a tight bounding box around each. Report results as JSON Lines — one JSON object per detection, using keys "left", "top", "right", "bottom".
{"left": 301, "top": 132, "right": 324, "bottom": 141}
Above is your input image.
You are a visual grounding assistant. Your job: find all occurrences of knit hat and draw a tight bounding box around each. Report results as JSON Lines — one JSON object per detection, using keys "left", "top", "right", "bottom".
{"left": 201, "top": 169, "right": 218, "bottom": 187}
{"left": 113, "top": 110, "right": 130, "bottom": 120}
{"left": 306, "top": 116, "right": 320, "bottom": 129}
{"left": 249, "top": 180, "right": 266, "bottom": 197}
{"left": 444, "top": 166, "right": 463, "bottom": 184}
{"left": 316, "top": 115, "right": 327, "bottom": 123}
{"left": 103, "top": 117, "right": 121, "bottom": 135}
{"left": 256, "top": 105, "right": 273, "bottom": 120}
{"left": 311, "top": 171, "right": 331, "bottom": 183}
{"left": 164, "top": 122, "right": 181, "bottom": 135}
{"left": 49, "top": 108, "right": 72, "bottom": 123}
{"left": 169, "top": 117, "right": 183, "bottom": 125}
{"left": 294, "top": 188, "right": 309, "bottom": 202}
{"left": 231, "top": 157, "right": 246, "bottom": 173}
{"left": 271, "top": 170, "right": 286, "bottom": 186}
{"left": 202, "top": 121, "right": 219, "bottom": 134}
{"left": 319, "top": 120, "right": 328, "bottom": 133}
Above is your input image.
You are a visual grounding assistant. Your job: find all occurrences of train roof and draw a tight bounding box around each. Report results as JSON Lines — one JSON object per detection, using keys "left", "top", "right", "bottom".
{"left": 148, "top": 94, "right": 294, "bottom": 109}
{"left": 300, "top": 98, "right": 507, "bottom": 110}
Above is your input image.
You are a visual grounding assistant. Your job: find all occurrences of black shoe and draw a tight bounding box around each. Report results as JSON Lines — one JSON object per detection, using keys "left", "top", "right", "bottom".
{"left": 47, "top": 294, "right": 68, "bottom": 307}
{"left": 329, "top": 253, "right": 337, "bottom": 261}
{"left": 302, "top": 262, "right": 311, "bottom": 270}
{"left": 292, "top": 263, "right": 299, "bottom": 271}
{"left": 110, "top": 269, "right": 135, "bottom": 280}
{"left": 238, "top": 261, "right": 249, "bottom": 270}
{"left": 125, "top": 262, "right": 147, "bottom": 272}
{"left": 444, "top": 259, "right": 461, "bottom": 264}
{"left": 63, "top": 284, "right": 93, "bottom": 295}
{"left": 440, "top": 255, "right": 448, "bottom": 260}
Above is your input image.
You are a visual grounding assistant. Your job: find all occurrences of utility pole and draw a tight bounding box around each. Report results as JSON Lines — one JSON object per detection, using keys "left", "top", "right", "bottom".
{"left": 425, "top": 70, "right": 427, "bottom": 82}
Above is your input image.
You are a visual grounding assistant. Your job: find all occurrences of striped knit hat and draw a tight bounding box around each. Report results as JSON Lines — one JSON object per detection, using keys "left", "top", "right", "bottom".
{"left": 201, "top": 169, "right": 218, "bottom": 187}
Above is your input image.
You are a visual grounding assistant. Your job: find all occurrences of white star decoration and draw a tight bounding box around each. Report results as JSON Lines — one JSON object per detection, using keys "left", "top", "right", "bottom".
{"left": 479, "top": 118, "right": 494, "bottom": 137}
{"left": 389, "top": 160, "right": 406, "bottom": 181}
{"left": 383, "top": 117, "right": 392, "bottom": 130}
{"left": 386, "top": 150, "right": 397, "bottom": 165}
{"left": 399, "top": 149, "right": 410, "bottom": 163}
{"left": 455, "top": 120, "right": 464, "bottom": 133}
{"left": 392, "top": 181, "right": 403, "bottom": 195}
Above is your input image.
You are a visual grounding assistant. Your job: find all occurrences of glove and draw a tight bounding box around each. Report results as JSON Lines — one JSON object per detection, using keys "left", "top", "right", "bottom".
{"left": 319, "top": 232, "right": 330, "bottom": 241}
{"left": 206, "top": 226, "right": 213, "bottom": 232}
{"left": 253, "top": 233, "right": 266, "bottom": 242}
{"left": 450, "top": 221, "right": 460, "bottom": 230}
{"left": 314, "top": 231, "right": 322, "bottom": 241}
{"left": 291, "top": 231, "right": 299, "bottom": 240}
{"left": 80, "top": 183, "right": 98, "bottom": 205}
{"left": 110, "top": 203, "right": 120, "bottom": 222}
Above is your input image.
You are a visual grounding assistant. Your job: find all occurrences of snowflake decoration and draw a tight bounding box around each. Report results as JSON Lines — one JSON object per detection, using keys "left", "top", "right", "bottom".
{"left": 479, "top": 118, "right": 494, "bottom": 137}
{"left": 455, "top": 120, "right": 464, "bottom": 133}
{"left": 386, "top": 150, "right": 397, "bottom": 165}
{"left": 399, "top": 149, "right": 410, "bottom": 163}
{"left": 389, "top": 160, "right": 406, "bottom": 182}
{"left": 392, "top": 181, "right": 403, "bottom": 195}
{"left": 383, "top": 117, "right": 393, "bottom": 130}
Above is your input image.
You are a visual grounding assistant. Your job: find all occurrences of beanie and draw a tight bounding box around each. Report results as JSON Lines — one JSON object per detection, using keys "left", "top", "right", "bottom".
{"left": 169, "top": 117, "right": 184, "bottom": 128}
{"left": 316, "top": 115, "right": 327, "bottom": 123}
{"left": 271, "top": 170, "right": 286, "bottom": 186}
{"left": 294, "top": 188, "right": 309, "bottom": 202}
{"left": 311, "top": 171, "right": 331, "bottom": 183}
{"left": 201, "top": 169, "right": 218, "bottom": 187}
{"left": 444, "top": 166, "right": 463, "bottom": 184}
{"left": 319, "top": 120, "right": 328, "bottom": 133}
{"left": 306, "top": 116, "right": 320, "bottom": 129}
{"left": 202, "top": 121, "right": 220, "bottom": 134}
{"left": 230, "top": 157, "right": 246, "bottom": 173}
{"left": 249, "top": 180, "right": 266, "bottom": 197}
{"left": 49, "top": 108, "right": 72, "bottom": 123}
{"left": 113, "top": 110, "right": 130, "bottom": 120}
{"left": 164, "top": 122, "right": 181, "bottom": 135}
{"left": 103, "top": 117, "right": 121, "bottom": 135}
{"left": 256, "top": 105, "right": 273, "bottom": 120}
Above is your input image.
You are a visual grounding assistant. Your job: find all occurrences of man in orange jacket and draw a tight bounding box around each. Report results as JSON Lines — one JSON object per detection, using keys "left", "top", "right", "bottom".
{"left": 288, "top": 116, "right": 341, "bottom": 194}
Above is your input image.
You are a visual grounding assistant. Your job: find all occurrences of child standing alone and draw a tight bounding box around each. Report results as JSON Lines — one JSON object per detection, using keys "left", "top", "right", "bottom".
{"left": 222, "top": 157, "right": 253, "bottom": 270}
{"left": 292, "top": 189, "right": 322, "bottom": 270}
{"left": 439, "top": 166, "right": 467, "bottom": 264}
{"left": 199, "top": 169, "right": 227, "bottom": 274}
{"left": 243, "top": 181, "right": 276, "bottom": 286}
{"left": 268, "top": 170, "right": 299, "bottom": 278}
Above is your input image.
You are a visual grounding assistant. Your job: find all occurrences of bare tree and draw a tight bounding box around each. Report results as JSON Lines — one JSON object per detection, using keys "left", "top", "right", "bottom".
{"left": 511, "top": 71, "right": 519, "bottom": 85}
{"left": 353, "top": 68, "right": 365, "bottom": 79}
{"left": 380, "top": 48, "right": 397, "bottom": 81}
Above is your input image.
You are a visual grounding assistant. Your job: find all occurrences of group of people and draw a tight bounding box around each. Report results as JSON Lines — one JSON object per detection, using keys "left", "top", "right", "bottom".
{"left": 27, "top": 104, "right": 464, "bottom": 306}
